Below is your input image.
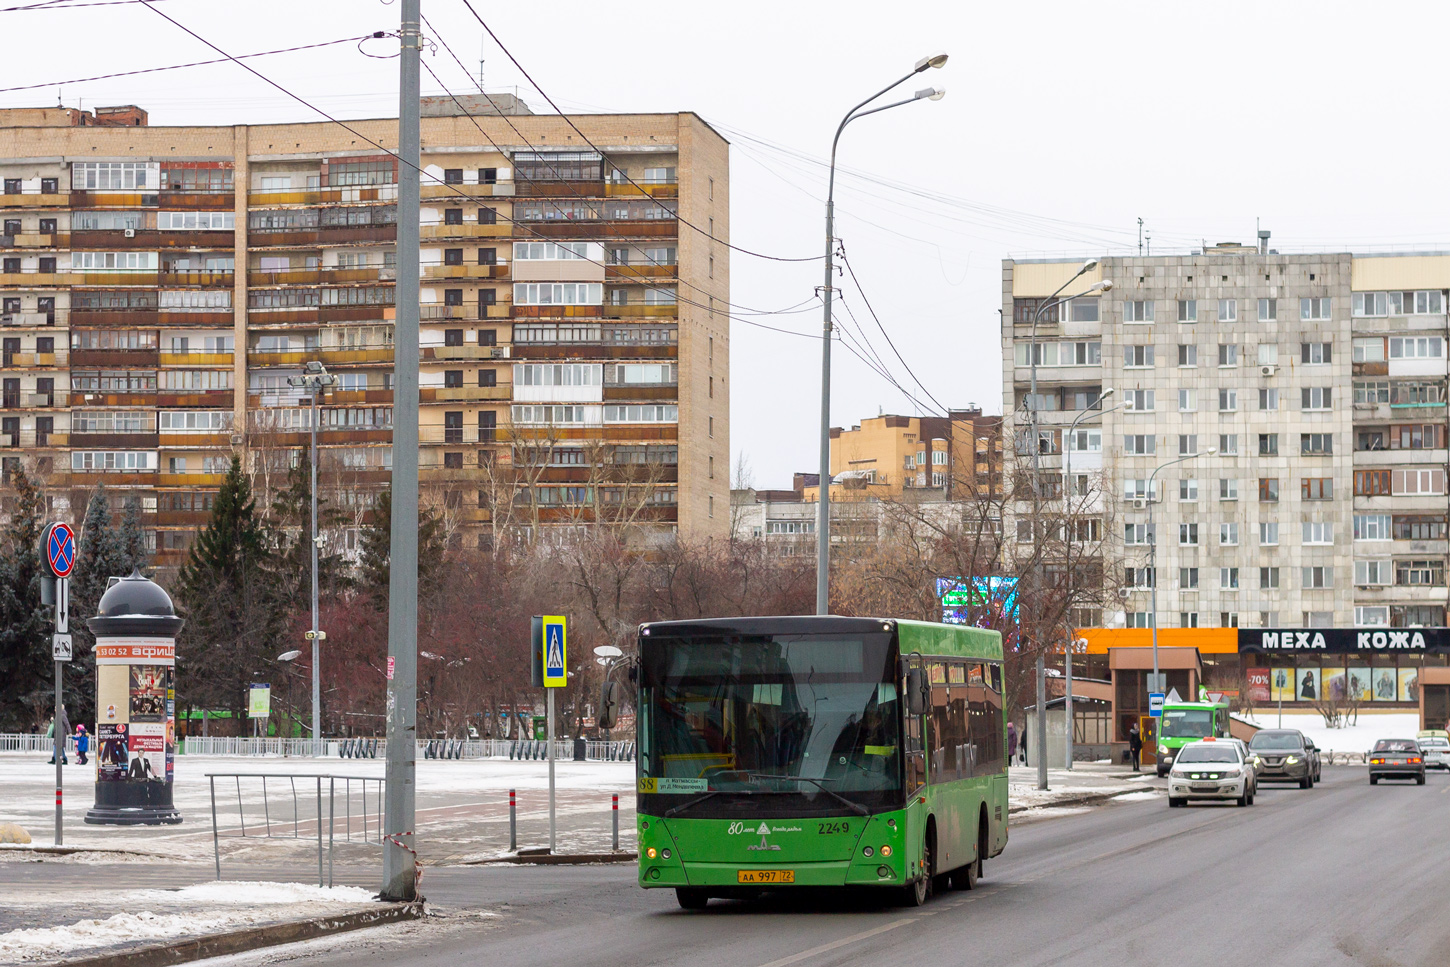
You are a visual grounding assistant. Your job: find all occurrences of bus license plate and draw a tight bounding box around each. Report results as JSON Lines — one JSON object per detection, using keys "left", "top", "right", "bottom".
{"left": 738, "top": 870, "right": 794, "bottom": 884}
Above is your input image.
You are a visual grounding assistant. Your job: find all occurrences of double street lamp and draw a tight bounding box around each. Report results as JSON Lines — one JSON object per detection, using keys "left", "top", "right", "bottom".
{"left": 815, "top": 52, "right": 948, "bottom": 615}
{"left": 286, "top": 360, "right": 337, "bottom": 756}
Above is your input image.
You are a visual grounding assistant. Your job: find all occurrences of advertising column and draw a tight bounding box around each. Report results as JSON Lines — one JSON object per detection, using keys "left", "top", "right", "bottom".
{"left": 85, "top": 571, "right": 185, "bottom": 825}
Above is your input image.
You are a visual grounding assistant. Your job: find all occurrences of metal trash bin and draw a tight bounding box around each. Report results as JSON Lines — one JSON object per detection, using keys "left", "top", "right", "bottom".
{"left": 573, "top": 736, "right": 586, "bottom": 761}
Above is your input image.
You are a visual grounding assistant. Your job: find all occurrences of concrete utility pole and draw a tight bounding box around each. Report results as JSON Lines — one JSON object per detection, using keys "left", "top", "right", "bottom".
{"left": 382, "top": 0, "right": 421, "bottom": 902}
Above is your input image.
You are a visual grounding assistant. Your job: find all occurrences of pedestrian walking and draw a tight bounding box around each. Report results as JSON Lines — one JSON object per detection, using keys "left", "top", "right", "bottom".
{"left": 1128, "top": 722, "right": 1143, "bottom": 772}
{"left": 1006, "top": 721, "right": 1019, "bottom": 765}
{"left": 1019, "top": 723, "right": 1029, "bottom": 767}
{"left": 47, "top": 704, "right": 71, "bottom": 765}
{"left": 74, "top": 724, "right": 89, "bottom": 765}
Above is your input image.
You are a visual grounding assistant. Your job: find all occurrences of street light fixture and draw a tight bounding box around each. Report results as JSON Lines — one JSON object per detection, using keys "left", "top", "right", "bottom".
{"left": 1146, "top": 446, "right": 1218, "bottom": 709}
{"left": 815, "top": 53, "right": 947, "bottom": 616}
{"left": 286, "top": 361, "right": 337, "bottom": 756}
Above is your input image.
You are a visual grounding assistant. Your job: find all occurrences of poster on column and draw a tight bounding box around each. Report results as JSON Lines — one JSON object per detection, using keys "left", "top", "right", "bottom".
{"left": 130, "top": 666, "right": 168, "bottom": 722}
{"left": 1296, "top": 668, "right": 1321, "bottom": 702}
{"left": 97, "top": 723, "right": 129, "bottom": 782}
{"left": 1398, "top": 667, "right": 1420, "bottom": 703}
{"left": 127, "top": 722, "right": 166, "bottom": 782}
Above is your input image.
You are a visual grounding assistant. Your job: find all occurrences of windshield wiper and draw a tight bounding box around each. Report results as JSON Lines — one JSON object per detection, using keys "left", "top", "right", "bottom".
{"left": 664, "top": 791, "right": 720, "bottom": 818}
{"left": 748, "top": 774, "right": 869, "bottom": 816}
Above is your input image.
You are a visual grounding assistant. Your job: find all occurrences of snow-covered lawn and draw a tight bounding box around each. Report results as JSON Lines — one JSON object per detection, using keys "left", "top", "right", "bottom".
{"left": 0, "top": 881, "right": 377, "bottom": 962}
{"left": 1241, "top": 710, "right": 1424, "bottom": 754}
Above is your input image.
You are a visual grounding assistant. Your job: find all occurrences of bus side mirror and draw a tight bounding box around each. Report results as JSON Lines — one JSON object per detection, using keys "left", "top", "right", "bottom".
{"left": 598, "top": 681, "right": 619, "bottom": 730}
{"left": 905, "top": 669, "right": 925, "bottom": 716}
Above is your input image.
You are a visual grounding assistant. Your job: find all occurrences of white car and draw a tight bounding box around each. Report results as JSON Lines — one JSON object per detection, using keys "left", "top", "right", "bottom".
{"left": 1167, "top": 739, "right": 1257, "bottom": 808}
{"left": 1417, "top": 735, "right": 1450, "bottom": 770}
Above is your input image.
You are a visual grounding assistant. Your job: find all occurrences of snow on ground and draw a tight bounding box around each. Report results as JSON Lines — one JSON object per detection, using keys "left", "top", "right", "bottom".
{"left": 0, "top": 882, "right": 377, "bottom": 962}
{"left": 1113, "top": 791, "right": 1160, "bottom": 802}
{"left": 1242, "top": 711, "right": 1423, "bottom": 754}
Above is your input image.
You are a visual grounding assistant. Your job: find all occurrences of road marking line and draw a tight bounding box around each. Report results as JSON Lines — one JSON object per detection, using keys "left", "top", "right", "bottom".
{"left": 755, "top": 917, "right": 919, "bottom": 967}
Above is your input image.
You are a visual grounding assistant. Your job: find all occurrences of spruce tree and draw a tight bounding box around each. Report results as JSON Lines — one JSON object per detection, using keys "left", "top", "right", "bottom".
{"left": 0, "top": 467, "right": 56, "bottom": 730}
{"left": 269, "top": 439, "right": 347, "bottom": 602}
{"left": 174, "top": 456, "right": 284, "bottom": 721}
{"left": 356, "top": 487, "right": 446, "bottom": 608}
{"left": 69, "top": 486, "right": 129, "bottom": 726}
{"left": 118, "top": 494, "right": 150, "bottom": 575}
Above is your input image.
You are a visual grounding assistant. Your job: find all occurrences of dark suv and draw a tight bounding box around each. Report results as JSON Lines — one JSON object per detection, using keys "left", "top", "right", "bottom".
{"left": 1247, "top": 729, "right": 1321, "bottom": 788}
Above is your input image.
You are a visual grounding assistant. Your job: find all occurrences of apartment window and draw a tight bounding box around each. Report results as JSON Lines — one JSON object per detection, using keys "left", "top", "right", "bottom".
{"left": 1067, "top": 428, "right": 1102, "bottom": 453}
{"left": 1123, "top": 434, "right": 1155, "bottom": 455}
{"left": 1178, "top": 434, "right": 1198, "bottom": 456}
{"left": 1260, "top": 521, "right": 1279, "bottom": 545}
{"left": 444, "top": 370, "right": 463, "bottom": 389}
{"left": 1302, "top": 521, "right": 1334, "bottom": 545}
{"left": 1177, "top": 299, "right": 1197, "bottom": 323}
{"left": 1258, "top": 344, "right": 1279, "bottom": 366}
{"left": 1354, "top": 380, "right": 1390, "bottom": 404}
{"left": 1123, "top": 345, "right": 1154, "bottom": 367}
{"left": 1177, "top": 344, "right": 1197, "bottom": 367}
{"left": 478, "top": 167, "right": 498, "bottom": 184}
{"left": 1260, "top": 567, "right": 1280, "bottom": 589}
{"left": 1258, "top": 388, "right": 1278, "bottom": 410}
{"left": 1218, "top": 434, "right": 1238, "bottom": 455}
{"left": 444, "top": 208, "right": 463, "bottom": 225}
{"left": 2, "top": 178, "right": 18, "bottom": 195}
{"left": 1301, "top": 342, "right": 1332, "bottom": 364}
{"left": 443, "top": 168, "right": 463, "bottom": 185}
{"left": 1180, "top": 613, "right": 1199, "bottom": 628}
{"left": 1126, "top": 612, "right": 1154, "bottom": 629}
{"left": 1357, "top": 430, "right": 1386, "bottom": 451}
{"left": 39, "top": 218, "right": 55, "bottom": 233}
{"left": 1176, "top": 387, "right": 1203, "bottom": 413}
{"left": 1180, "top": 567, "right": 1200, "bottom": 590}
{"left": 1393, "top": 468, "right": 1447, "bottom": 495}
{"left": 1217, "top": 344, "right": 1239, "bottom": 367}
{"left": 1219, "top": 478, "right": 1238, "bottom": 500}
{"left": 1218, "top": 389, "right": 1237, "bottom": 412}
{"left": 1392, "top": 605, "right": 1445, "bottom": 627}
{"left": 1391, "top": 381, "right": 1445, "bottom": 405}
{"left": 1354, "top": 513, "right": 1392, "bottom": 540}
{"left": 1301, "top": 477, "right": 1333, "bottom": 500}
{"left": 1302, "top": 566, "right": 1333, "bottom": 589}
{"left": 1123, "top": 478, "right": 1154, "bottom": 500}
{"left": 1354, "top": 292, "right": 1387, "bottom": 317}
{"left": 1067, "top": 298, "right": 1099, "bottom": 322}
{"left": 1301, "top": 387, "right": 1332, "bottom": 411}
{"left": 1012, "top": 298, "right": 1059, "bottom": 325}
{"left": 1389, "top": 290, "right": 1445, "bottom": 315}
{"left": 1356, "top": 606, "right": 1390, "bottom": 627}
{"left": 1125, "top": 389, "right": 1153, "bottom": 412}
{"left": 444, "top": 248, "right": 463, "bottom": 266}
{"left": 1220, "top": 522, "right": 1239, "bottom": 545}
{"left": 479, "top": 207, "right": 498, "bottom": 225}
{"left": 1355, "top": 560, "right": 1392, "bottom": 586}
{"left": 1258, "top": 298, "right": 1277, "bottom": 321}
{"left": 1300, "top": 297, "right": 1331, "bottom": 320}
{"left": 1355, "top": 470, "right": 1391, "bottom": 496}
{"left": 1389, "top": 336, "right": 1444, "bottom": 359}
{"left": 478, "top": 328, "right": 497, "bottom": 346}
{"left": 1221, "top": 612, "right": 1240, "bottom": 628}
{"left": 1220, "top": 567, "right": 1240, "bottom": 590}
{"left": 40, "top": 178, "right": 57, "bottom": 194}
{"left": 1394, "top": 515, "right": 1447, "bottom": 540}
{"left": 1123, "top": 300, "right": 1154, "bottom": 323}
{"left": 1304, "top": 611, "right": 1334, "bottom": 627}
{"left": 1259, "top": 478, "right": 1279, "bottom": 502}
{"left": 1300, "top": 433, "right": 1333, "bottom": 455}
{"left": 1179, "top": 523, "right": 1200, "bottom": 546}
{"left": 1179, "top": 478, "right": 1199, "bottom": 501}
{"left": 1125, "top": 522, "right": 1154, "bottom": 546}
{"left": 1352, "top": 337, "right": 1385, "bottom": 363}
{"left": 1126, "top": 566, "right": 1155, "bottom": 589}
{"left": 478, "top": 368, "right": 497, "bottom": 387}
{"left": 1218, "top": 299, "right": 1237, "bottom": 322}
{"left": 478, "top": 247, "right": 497, "bottom": 266}
{"left": 1395, "top": 424, "right": 1442, "bottom": 449}
{"left": 38, "top": 257, "right": 55, "bottom": 274}
{"left": 444, "top": 329, "right": 464, "bottom": 347}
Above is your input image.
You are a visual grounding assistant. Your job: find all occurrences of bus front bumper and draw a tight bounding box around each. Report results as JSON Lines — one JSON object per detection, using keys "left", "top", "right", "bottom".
{"left": 640, "top": 859, "right": 903, "bottom": 889}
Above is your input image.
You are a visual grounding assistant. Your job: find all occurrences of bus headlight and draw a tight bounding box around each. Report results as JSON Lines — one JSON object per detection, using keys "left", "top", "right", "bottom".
{"left": 1158, "top": 744, "right": 1169, "bottom": 755}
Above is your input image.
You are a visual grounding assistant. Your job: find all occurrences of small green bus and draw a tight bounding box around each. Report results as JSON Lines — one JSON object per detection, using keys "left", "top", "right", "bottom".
{"left": 632, "top": 615, "right": 1008, "bottom": 908}
{"left": 1154, "top": 697, "right": 1233, "bottom": 777}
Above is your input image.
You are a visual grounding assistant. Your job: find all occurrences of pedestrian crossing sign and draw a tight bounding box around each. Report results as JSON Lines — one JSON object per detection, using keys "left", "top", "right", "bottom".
{"left": 542, "top": 615, "right": 567, "bottom": 687}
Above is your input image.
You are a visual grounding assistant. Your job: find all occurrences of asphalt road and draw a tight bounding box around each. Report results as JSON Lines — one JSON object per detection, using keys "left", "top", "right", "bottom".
{"left": 238, "top": 764, "right": 1450, "bottom": 967}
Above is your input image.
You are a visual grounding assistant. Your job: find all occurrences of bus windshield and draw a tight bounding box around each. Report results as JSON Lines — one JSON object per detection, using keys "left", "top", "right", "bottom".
{"left": 639, "top": 633, "right": 901, "bottom": 808}
{"left": 1160, "top": 708, "right": 1214, "bottom": 739}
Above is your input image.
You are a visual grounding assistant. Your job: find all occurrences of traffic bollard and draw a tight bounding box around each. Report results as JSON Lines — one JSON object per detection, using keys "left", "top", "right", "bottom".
{"left": 509, "top": 788, "right": 517, "bottom": 852}
{"left": 612, "top": 793, "right": 619, "bottom": 851}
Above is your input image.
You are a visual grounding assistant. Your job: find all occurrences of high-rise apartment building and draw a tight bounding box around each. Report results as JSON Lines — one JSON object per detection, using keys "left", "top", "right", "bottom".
{"left": 0, "top": 100, "right": 729, "bottom": 565}
{"left": 1003, "top": 243, "right": 1450, "bottom": 634}
{"left": 803, "top": 408, "right": 1002, "bottom": 501}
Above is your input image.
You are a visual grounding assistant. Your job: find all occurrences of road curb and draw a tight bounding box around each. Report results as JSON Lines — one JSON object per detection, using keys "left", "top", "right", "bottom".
{"left": 0, "top": 844, "right": 167, "bottom": 859}
{"left": 51, "top": 901, "right": 425, "bottom": 967}
{"left": 471, "top": 851, "right": 637, "bottom": 865}
{"left": 1009, "top": 789, "right": 1148, "bottom": 815}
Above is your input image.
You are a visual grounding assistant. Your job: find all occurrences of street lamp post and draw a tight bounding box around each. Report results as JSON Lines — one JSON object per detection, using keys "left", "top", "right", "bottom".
{"left": 1060, "top": 389, "right": 1124, "bottom": 771}
{"left": 1146, "top": 447, "right": 1217, "bottom": 712}
{"left": 287, "top": 361, "right": 336, "bottom": 757}
{"left": 1024, "top": 273, "right": 1111, "bottom": 791}
{"left": 815, "top": 52, "right": 947, "bottom": 616}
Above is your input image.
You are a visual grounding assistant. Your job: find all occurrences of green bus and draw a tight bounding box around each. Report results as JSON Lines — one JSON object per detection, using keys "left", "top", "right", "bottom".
{"left": 1154, "top": 696, "right": 1233, "bottom": 777}
{"left": 631, "top": 615, "right": 1008, "bottom": 909}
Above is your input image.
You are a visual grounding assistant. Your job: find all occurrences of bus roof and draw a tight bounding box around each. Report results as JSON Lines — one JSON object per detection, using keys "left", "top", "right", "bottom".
{"left": 1162, "top": 699, "right": 1230, "bottom": 711}
{"left": 637, "top": 616, "right": 1002, "bottom": 661}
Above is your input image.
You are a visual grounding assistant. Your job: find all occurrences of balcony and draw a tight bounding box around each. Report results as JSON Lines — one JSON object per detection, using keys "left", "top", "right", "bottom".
{"left": 606, "top": 182, "right": 678, "bottom": 198}
{"left": 247, "top": 266, "right": 397, "bottom": 286}
{"left": 513, "top": 180, "right": 605, "bottom": 199}
{"left": 71, "top": 349, "right": 158, "bottom": 368}
{"left": 157, "top": 190, "right": 235, "bottom": 209}
{"left": 603, "top": 385, "right": 677, "bottom": 402}
{"left": 1, "top": 311, "right": 64, "bottom": 328}
{"left": 1, "top": 390, "right": 68, "bottom": 408}
{"left": 606, "top": 264, "right": 678, "bottom": 281}
{"left": 248, "top": 347, "right": 314, "bottom": 366}
{"left": 70, "top": 230, "right": 229, "bottom": 250}
{"left": 73, "top": 271, "right": 160, "bottom": 287}
{"left": 158, "top": 351, "right": 233, "bottom": 367}
{"left": 512, "top": 305, "right": 604, "bottom": 319}
{"left": 420, "top": 183, "right": 513, "bottom": 200}
{"left": 157, "top": 390, "right": 233, "bottom": 407}
{"left": 0, "top": 192, "right": 72, "bottom": 208}
{"left": 0, "top": 271, "right": 82, "bottom": 286}
{"left": 524, "top": 219, "right": 677, "bottom": 240}
{"left": 159, "top": 270, "right": 235, "bottom": 287}
{"left": 158, "top": 432, "right": 231, "bottom": 448}
{"left": 419, "top": 302, "right": 512, "bottom": 321}
{"left": 159, "top": 472, "right": 229, "bottom": 487}
{"left": 420, "top": 384, "right": 512, "bottom": 403}
{"left": 423, "top": 264, "right": 511, "bottom": 281}
{"left": 514, "top": 343, "right": 676, "bottom": 361}
{"left": 69, "top": 432, "right": 159, "bottom": 449}
{"left": 420, "top": 425, "right": 495, "bottom": 446}
{"left": 249, "top": 225, "right": 396, "bottom": 248}
{"left": 509, "top": 425, "right": 678, "bottom": 442}
{"left": 67, "top": 190, "right": 157, "bottom": 208}
{"left": 1, "top": 349, "right": 67, "bottom": 368}
{"left": 0, "top": 430, "right": 68, "bottom": 448}
{"left": 326, "top": 388, "right": 393, "bottom": 405}
{"left": 246, "top": 428, "right": 392, "bottom": 448}
{"left": 317, "top": 346, "right": 394, "bottom": 366}
{"left": 420, "top": 223, "right": 512, "bottom": 241}
{"left": 0, "top": 233, "right": 70, "bottom": 249}
{"left": 70, "top": 390, "right": 156, "bottom": 407}
{"left": 247, "top": 185, "right": 397, "bottom": 206}
{"left": 603, "top": 304, "right": 677, "bottom": 319}
{"left": 422, "top": 344, "right": 510, "bottom": 362}
{"left": 70, "top": 307, "right": 157, "bottom": 326}
{"left": 61, "top": 470, "right": 159, "bottom": 487}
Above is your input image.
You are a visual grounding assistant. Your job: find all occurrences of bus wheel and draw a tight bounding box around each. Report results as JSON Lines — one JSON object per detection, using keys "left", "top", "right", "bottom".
{"left": 903, "top": 838, "right": 932, "bottom": 907}
{"left": 675, "top": 888, "right": 709, "bottom": 910}
{"left": 952, "top": 854, "right": 980, "bottom": 890}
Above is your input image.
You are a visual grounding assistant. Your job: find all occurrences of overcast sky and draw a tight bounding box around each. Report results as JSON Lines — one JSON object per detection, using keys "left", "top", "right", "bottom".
{"left": 11, "top": 0, "right": 1450, "bottom": 488}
